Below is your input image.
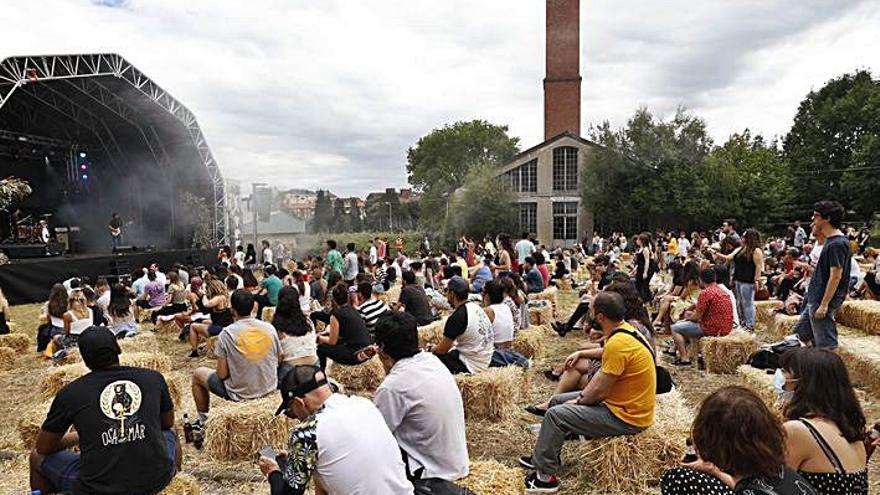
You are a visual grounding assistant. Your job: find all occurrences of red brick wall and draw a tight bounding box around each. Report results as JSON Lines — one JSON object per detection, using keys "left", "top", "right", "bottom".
{"left": 544, "top": 0, "right": 581, "bottom": 140}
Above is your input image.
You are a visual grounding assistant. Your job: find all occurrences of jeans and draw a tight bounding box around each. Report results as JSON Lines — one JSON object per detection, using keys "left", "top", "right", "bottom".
{"left": 734, "top": 281, "right": 756, "bottom": 328}
{"left": 794, "top": 302, "right": 839, "bottom": 348}
{"left": 671, "top": 320, "right": 703, "bottom": 341}
{"left": 532, "top": 392, "right": 644, "bottom": 475}
{"left": 111, "top": 234, "right": 121, "bottom": 251}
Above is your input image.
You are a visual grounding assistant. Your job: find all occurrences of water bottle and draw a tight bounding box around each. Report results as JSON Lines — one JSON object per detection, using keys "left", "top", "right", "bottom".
{"left": 182, "top": 413, "right": 194, "bottom": 444}
{"left": 682, "top": 438, "right": 698, "bottom": 463}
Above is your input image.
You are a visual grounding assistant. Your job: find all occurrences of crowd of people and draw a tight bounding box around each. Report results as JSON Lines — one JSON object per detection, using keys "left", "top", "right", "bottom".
{"left": 19, "top": 200, "right": 880, "bottom": 494}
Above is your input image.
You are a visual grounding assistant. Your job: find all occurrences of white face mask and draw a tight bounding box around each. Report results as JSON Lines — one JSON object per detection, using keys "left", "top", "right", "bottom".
{"left": 773, "top": 368, "right": 796, "bottom": 403}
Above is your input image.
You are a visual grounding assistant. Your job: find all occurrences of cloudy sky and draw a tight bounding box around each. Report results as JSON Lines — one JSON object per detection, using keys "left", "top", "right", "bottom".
{"left": 1, "top": 0, "right": 878, "bottom": 197}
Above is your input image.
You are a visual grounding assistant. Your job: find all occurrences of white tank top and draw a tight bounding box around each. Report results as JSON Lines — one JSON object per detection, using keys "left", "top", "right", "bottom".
{"left": 67, "top": 308, "right": 93, "bottom": 335}
{"left": 453, "top": 302, "right": 495, "bottom": 374}
{"left": 489, "top": 303, "right": 515, "bottom": 344}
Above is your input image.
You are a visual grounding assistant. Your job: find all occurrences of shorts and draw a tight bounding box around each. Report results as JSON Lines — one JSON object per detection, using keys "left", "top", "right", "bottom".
{"left": 41, "top": 429, "right": 176, "bottom": 494}
{"left": 207, "top": 324, "right": 224, "bottom": 337}
{"left": 671, "top": 320, "right": 703, "bottom": 340}
{"left": 207, "top": 372, "right": 232, "bottom": 400}
{"left": 436, "top": 349, "right": 470, "bottom": 375}
{"left": 794, "top": 302, "right": 839, "bottom": 348}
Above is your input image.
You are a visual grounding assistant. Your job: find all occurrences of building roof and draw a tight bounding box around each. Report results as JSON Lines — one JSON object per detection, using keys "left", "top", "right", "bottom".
{"left": 501, "top": 131, "right": 600, "bottom": 166}
{"left": 242, "top": 210, "right": 306, "bottom": 235}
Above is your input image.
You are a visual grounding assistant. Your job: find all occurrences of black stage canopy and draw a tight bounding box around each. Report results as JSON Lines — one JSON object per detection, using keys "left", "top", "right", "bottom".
{"left": 0, "top": 54, "right": 226, "bottom": 252}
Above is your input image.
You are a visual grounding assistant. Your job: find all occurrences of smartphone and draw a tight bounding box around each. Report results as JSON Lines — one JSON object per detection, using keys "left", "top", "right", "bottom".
{"left": 257, "top": 446, "right": 277, "bottom": 462}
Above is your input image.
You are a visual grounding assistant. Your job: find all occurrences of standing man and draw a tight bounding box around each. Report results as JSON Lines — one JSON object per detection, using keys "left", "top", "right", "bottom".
{"left": 343, "top": 242, "right": 359, "bottom": 286}
{"left": 793, "top": 220, "right": 807, "bottom": 249}
{"left": 515, "top": 233, "right": 536, "bottom": 273}
{"left": 677, "top": 231, "right": 690, "bottom": 258}
{"left": 261, "top": 240, "right": 273, "bottom": 266}
{"left": 721, "top": 219, "right": 740, "bottom": 245}
{"left": 369, "top": 239, "right": 379, "bottom": 265}
{"left": 794, "top": 201, "right": 851, "bottom": 350}
{"left": 108, "top": 212, "right": 123, "bottom": 252}
{"left": 376, "top": 236, "right": 387, "bottom": 260}
{"left": 325, "top": 239, "right": 344, "bottom": 276}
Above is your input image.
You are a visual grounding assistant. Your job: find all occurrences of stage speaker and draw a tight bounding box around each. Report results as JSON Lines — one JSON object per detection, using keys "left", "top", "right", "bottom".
{"left": 2, "top": 243, "right": 48, "bottom": 258}
{"left": 46, "top": 241, "right": 64, "bottom": 256}
{"left": 113, "top": 245, "right": 137, "bottom": 254}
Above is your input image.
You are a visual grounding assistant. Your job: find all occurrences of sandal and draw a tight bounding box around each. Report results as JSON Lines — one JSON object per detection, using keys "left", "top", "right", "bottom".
{"left": 673, "top": 358, "right": 692, "bottom": 367}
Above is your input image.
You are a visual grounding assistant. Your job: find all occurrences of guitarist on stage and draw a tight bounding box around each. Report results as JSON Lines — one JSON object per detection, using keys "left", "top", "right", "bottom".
{"left": 108, "top": 212, "right": 123, "bottom": 252}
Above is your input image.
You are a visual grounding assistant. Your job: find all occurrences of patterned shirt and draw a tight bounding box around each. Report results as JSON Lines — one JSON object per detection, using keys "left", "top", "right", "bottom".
{"left": 696, "top": 283, "right": 733, "bottom": 337}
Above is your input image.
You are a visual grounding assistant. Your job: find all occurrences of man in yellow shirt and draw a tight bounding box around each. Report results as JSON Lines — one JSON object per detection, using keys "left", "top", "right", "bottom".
{"left": 666, "top": 233, "right": 679, "bottom": 267}
{"left": 518, "top": 292, "right": 656, "bottom": 493}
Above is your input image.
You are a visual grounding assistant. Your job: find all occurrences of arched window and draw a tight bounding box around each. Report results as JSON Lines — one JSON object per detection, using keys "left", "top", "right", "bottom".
{"left": 552, "top": 147, "right": 578, "bottom": 191}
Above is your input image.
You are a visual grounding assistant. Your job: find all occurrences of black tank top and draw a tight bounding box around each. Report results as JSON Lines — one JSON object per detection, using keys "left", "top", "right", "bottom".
{"left": 210, "top": 307, "right": 234, "bottom": 328}
{"left": 733, "top": 249, "right": 757, "bottom": 283}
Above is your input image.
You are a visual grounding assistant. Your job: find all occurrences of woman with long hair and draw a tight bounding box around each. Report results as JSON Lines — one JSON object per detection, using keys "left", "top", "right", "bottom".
{"left": 632, "top": 232, "right": 656, "bottom": 303}
{"left": 241, "top": 268, "right": 259, "bottom": 292}
{"left": 660, "top": 386, "right": 817, "bottom": 494}
{"left": 780, "top": 348, "right": 868, "bottom": 494}
{"left": 107, "top": 283, "right": 138, "bottom": 338}
{"left": 59, "top": 289, "right": 92, "bottom": 348}
{"left": 712, "top": 228, "right": 763, "bottom": 330}
{"left": 492, "top": 233, "right": 515, "bottom": 276}
{"left": 42, "top": 283, "right": 68, "bottom": 343}
{"left": 273, "top": 286, "right": 318, "bottom": 382}
{"left": 288, "top": 269, "right": 312, "bottom": 314}
{"left": 653, "top": 260, "right": 702, "bottom": 332}
{"left": 187, "top": 278, "right": 233, "bottom": 358}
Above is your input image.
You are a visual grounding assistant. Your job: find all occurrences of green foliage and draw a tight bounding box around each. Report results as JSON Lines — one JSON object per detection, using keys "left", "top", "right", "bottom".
{"left": 783, "top": 70, "right": 880, "bottom": 219}
{"left": 309, "top": 190, "right": 333, "bottom": 233}
{"left": 448, "top": 162, "right": 516, "bottom": 241}
{"left": 292, "top": 231, "right": 427, "bottom": 258}
{"left": 406, "top": 120, "right": 520, "bottom": 232}
{"left": 348, "top": 199, "right": 363, "bottom": 232}
{"left": 180, "top": 191, "right": 214, "bottom": 248}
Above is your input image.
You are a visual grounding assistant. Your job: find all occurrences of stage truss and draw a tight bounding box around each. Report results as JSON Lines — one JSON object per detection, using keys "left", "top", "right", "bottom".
{"left": 0, "top": 53, "right": 227, "bottom": 244}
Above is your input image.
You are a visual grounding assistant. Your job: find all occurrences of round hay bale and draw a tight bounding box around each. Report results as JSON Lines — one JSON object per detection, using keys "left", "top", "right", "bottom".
{"left": 569, "top": 389, "right": 691, "bottom": 494}
{"left": 40, "top": 351, "right": 172, "bottom": 398}
{"left": 118, "top": 333, "right": 160, "bottom": 354}
{"left": 837, "top": 300, "right": 880, "bottom": 335}
{"left": 527, "top": 303, "right": 553, "bottom": 326}
{"left": 511, "top": 326, "right": 550, "bottom": 359}
{"left": 0, "top": 333, "right": 30, "bottom": 353}
{"left": 417, "top": 318, "right": 446, "bottom": 348}
{"left": 455, "top": 367, "right": 523, "bottom": 421}
{"left": 204, "top": 395, "right": 296, "bottom": 462}
{"left": 702, "top": 330, "right": 759, "bottom": 374}
{"left": 0, "top": 345, "right": 17, "bottom": 372}
{"left": 17, "top": 401, "right": 52, "bottom": 449}
{"left": 327, "top": 355, "right": 386, "bottom": 393}
{"left": 457, "top": 459, "right": 523, "bottom": 495}
{"left": 754, "top": 300, "right": 783, "bottom": 330}
{"left": 159, "top": 473, "right": 200, "bottom": 495}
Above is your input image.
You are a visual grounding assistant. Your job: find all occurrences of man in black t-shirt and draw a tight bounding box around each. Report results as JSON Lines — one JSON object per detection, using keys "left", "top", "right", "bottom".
{"left": 393, "top": 270, "right": 436, "bottom": 326}
{"left": 30, "top": 327, "right": 180, "bottom": 494}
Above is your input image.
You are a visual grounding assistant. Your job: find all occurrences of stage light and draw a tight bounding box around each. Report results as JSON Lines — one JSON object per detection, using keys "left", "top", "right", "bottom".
{"left": 79, "top": 152, "right": 87, "bottom": 159}
{"left": 81, "top": 174, "right": 89, "bottom": 180}
{"left": 80, "top": 164, "right": 87, "bottom": 171}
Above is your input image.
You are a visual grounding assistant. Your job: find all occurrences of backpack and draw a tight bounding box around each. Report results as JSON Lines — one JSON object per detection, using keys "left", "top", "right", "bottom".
{"left": 610, "top": 328, "right": 674, "bottom": 394}
{"left": 402, "top": 450, "right": 476, "bottom": 495}
{"left": 747, "top": 337, "right": 800, "bottom": 370}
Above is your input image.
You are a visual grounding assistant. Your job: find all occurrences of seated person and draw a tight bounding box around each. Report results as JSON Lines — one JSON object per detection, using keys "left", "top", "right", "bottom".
{"left": 57, "top": 289, "right": 93, "bottom": 349}
{"left": 30, "top": 327, "right": 180, "bottom": 494}
{"left": 519, "top": 292, "right": 656, "bottom": 493}
{"left": 261, "top": 365, "right": 413, "bottom": 494}
{"left": 468, "top": 257, "right": 494, "bottom": 294}
{"left": 652, "top": 260, "right": 700, "bottom": 332}
{"left": 668, "top": 268, "right": 733, "bottom": 366}
{"left": 430, "top": 276, "right": 494, "bottom": 375}
{"left": 522, "top": 256, "right": 545, "bottom": 294}
{"left": 153, "top": 271, "right": 189, "bottom": 323}
{"left": 273, "top": 286, "right": 319, "bottom": 382}
{"left": 393, "top": 271, "right": 436, "bottom": 326}
{"left": 482, "top": 280, "right": 515, "bottom": 349}
{"left": 187, "top": 279, "right": 234, "bottom": 358}
{"left": 550, "top": 255, "right": 616, "bottom": 337}
{"left": 190, "top": 290, "right": 281, "bottom": 446}
{"left": 317, "top": 283, "right": 373, "bottom": 369}
{"left": 136, "top": 270, "right": 166, "bottom": 317}
{"left": 256, "top": 265, "right": 283, "bottom": 320}
{"left": 356, "top": 282, "right": 390, "bottom": 333}
{"left": 551, "top": 253, "right": 569, "bottom": 280}
{"left": 373, "top": 312, "right": 470, "bottom": 481}
{"left": 780, "top": 348, "right": 869, "bottom": 494}
{"left": 660, "top": 386, "right": 818, "bottom": 495}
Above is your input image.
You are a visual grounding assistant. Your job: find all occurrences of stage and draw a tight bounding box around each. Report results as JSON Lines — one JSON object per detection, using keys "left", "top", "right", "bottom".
{"left": 0, "top": 248, "right": 216, "bottom": 305}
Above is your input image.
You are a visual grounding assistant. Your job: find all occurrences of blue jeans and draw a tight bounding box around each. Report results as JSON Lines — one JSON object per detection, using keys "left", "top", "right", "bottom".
{"left": 111, "top": 235, "right": 121, "bottom": 251}
{"left": 794, "top": 302, "right": 839, "bottom": 348}
{"left": 734, "top": 281, "right": 756, "bottom": 328}
{"left": 41, "top": 429, "right": 176, "bottom": 494}
{"left": 671, "top": 320, "right": 703, "bottom": 341}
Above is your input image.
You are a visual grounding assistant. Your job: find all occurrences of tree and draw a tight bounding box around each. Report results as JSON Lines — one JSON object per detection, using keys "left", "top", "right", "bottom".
{"left": 448, "top": 162, "right": 516, "bottom": 241}
{"left": 331, "top": 198, "right": 348, "bottom": 232}
{"left": 784, "top": 70, "right": 880, "bottom": 219}
{"left": 407, "top": 120, "right": 520, "bottom": 231}
{"left": 364, "top": 189, "right": 403, "bottom": 232}
{"left": 310, "top": 190, "right": 333, "bottom": 233}
{"left": 348, "top": 198, "right": 363, "bottom": 232}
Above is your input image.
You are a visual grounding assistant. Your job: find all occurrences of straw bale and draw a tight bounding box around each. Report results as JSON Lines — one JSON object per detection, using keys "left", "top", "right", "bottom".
{"left": 54, "top": 347, "right": 82, "bottom": 366}
{"left": 527, "top": 304, "right": 553, "bottom": 326}
{"left": 40, "top": 351, "right": 172, "bottom": 398}
{"left": 159, "top": 473, "right": 200, "bottom": 495}
{"left": 755, "top": 300, "right": 783, "bottom": 330}
{"left": 458, "top": 459, "right": 524, "bottom": 495}
{"left": 766, "top": 313, "right": 800, "bottom": 341}
{"left": 156, "top": 318, "right": 182, "bottom": 335}
{"left": 557, "top": 278, "right": 573, "bottom": 291}
{"left": 736, "top": 365, "right": 779, "bottom": 412}
{"left": 205, "top": 336, "right": 218, "bottom": 360}
{"left": 570, "top": 389, "right": 692, "bottom": 494}
{"left": 511, "top": 325, "right": 550, "bottom": 360}
{"left": 138, "top": 307, "right": 158, "bottom": 324}
{"left": 0, "top": 346, "right": 16, "bottom": 372}
{"left": 417, "top": 318, "right": 447, "bottom": 348}
{"left": 0, "top": 333, "right": 30, "bottom": 353}
{"left": 837, "top": 300, "right": 880, "bottom": 335}
{"left": 204, "top": 395, "right": 296, "bottom": 462}
{"left": 118, "top": 332, "right": 160, "bottom": 354}
{"left": 165, "top": 372, "right": 185, "bottom": 409}
{"left": 377, "top": 285, "right": 402, "bottom": 305}
{"left": 327, "top": 355, "right": 385, "bottom": 393}
{"left": 261, "top": 306, "right": 276, "bottom": 322}
{"left": 702, "top": 330, "right": 759, "bottom": 374}
{"left": 528, "top": 286, "right": 558, "bottom": 306}
{"left": 455, "top": 367, "right": 523, "bottom": 421}
{"left": 839, "top": 335, "right": 880, "bottom": 398}
{"left": 17, "top": 401, "right": 52, "bottom": 449}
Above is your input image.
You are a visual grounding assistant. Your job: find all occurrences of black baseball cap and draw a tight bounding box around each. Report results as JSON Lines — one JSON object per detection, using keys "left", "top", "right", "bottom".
{"left": 275, "top": 365, "right": 329, "bottom": 416}
{"left": 78, "top": 326, "right": 121, "bottom": 370}
{"left": 446, "top": 276, "right": 470, "bottom": 298}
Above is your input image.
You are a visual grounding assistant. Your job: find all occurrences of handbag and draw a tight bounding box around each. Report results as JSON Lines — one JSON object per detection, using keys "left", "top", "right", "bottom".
{"left": 401, "top": 450, "right": 476, "bottom": 495}
{"left": 611, "top": 328, "right": 674, "bottom": 394}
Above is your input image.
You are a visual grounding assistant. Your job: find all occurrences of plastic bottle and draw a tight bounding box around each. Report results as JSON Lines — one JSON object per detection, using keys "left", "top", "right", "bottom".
{"left": 682, "top": 438, "right": 698, "bottom": 463}
{"left": 182, "top": 413, "right": 193, "bottom": 444}
{"left": 869, "top": 422, "right": 880, "bottom": 442}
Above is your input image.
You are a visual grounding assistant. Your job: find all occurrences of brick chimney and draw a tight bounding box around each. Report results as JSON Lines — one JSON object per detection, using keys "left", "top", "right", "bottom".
{"left": 544, "top": 0, "right": 581, "bottom": 140}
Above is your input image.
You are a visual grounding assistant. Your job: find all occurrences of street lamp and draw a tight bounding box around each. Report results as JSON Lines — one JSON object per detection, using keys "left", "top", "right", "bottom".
{"left": 252, "top": 182, "right": 267, "bottom": 249}
{"left": 385, "top": 201, "right": 393, "bottom": 231}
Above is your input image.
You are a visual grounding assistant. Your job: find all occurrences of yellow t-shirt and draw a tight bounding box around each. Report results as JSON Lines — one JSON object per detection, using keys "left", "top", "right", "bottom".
{"left": 600, "top": 322, "right": 656, "bottom": 428}
{"left": 666, "top": 238, "right": 678, "bottom": 256}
